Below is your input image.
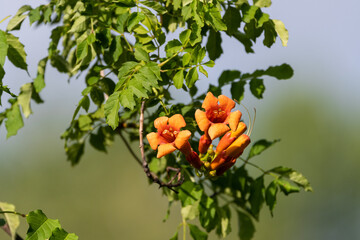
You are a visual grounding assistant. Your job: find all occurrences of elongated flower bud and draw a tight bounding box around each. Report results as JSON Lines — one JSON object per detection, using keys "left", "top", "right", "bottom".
{"left": 225, "top": 134, "right": 251, "bottom": 159}
{"left": 199, "top": 133, "right": 212, "bottom": 154}
{"left": 216, "top": 122, "right": 247, "bottom": 154}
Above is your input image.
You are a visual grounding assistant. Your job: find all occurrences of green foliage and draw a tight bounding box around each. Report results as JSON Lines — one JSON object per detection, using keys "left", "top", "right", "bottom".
{"left": 0, "top": 202, "right": 20, "bottom": 240}
{"left": 0, "top": 0, "right": 312, "bottom": 239}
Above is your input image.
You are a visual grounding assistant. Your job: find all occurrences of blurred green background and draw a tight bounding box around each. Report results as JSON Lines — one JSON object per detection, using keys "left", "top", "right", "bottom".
{"left": 1, "top": 1, "right": 360, "bottom": 239}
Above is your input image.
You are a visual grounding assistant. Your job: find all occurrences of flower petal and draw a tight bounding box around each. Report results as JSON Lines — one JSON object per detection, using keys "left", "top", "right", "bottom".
{"left": 230, "top": 122, "right": 247, "bottom": 138}
{"left": 208, "top": 123, "right": 230, "bottom": 140}
{"left": 227, "top": 110, "right": 242, "bottom": 131}
{"left": 174, "top": 130, "right": 191, "bottom": 150}
{"left": 202, "top": 92, "right": 218, "bottom": 110}
{"left": 195, "top": 109, "right": 211, "bottom": 131}
{"left": 169, "top": 114, "right": 186, "bottom": 130}
{"left": 154, "top": 116, "right": 169, "bottom": 130}
{"left": 146, "top": 132, "right": 162, "bottom": 150}
{"left": 157, "top": 143, "right": 176, "bottom": 158}
{"left": 218, "top": 95, "right": 235, "bottom": 112}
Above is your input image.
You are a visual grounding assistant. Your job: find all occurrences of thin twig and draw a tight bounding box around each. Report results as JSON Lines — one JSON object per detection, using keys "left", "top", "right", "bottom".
{"left": 139, "top": 101, "right": 184, "bottom": 193}
{"left": 117, "top": 128, "right": 142, "bottom": 166}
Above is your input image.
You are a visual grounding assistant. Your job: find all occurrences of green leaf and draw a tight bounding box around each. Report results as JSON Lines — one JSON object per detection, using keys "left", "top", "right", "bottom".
{"left": 249, "top": 176, "right": 264, "bottom": 219}
{"left": 141, "top": 1, "right": 167, "bottom": 14}
{"left": 5, "top": 103, "right": 24, "bottom": 138}
{"left": 90, "top": 87, "right": 104, "bottom": 107}
{"left": 33, "top": 57, "right": 48, "bottom": 93}
{"left": 119, "top": 89, "right": 136, "bottom": 110}
{"left": 276, "top": 178, "right": 300, "bottom": 195}
{"left": 76, "top": 40, "right": 88, "bottom": 61}
{"left": 129, "top": 75, "right": 148, "bottom": 98}
{"left": 29, "top": 8, "right": 41, "bottom": 25}
{"left": 72, "top": 96, "right": 90, "bottom": 121}
{"left": 231, "top": 80, "right": 246, "bottom": 102}
{"left": 188, "top": 224, "right": 208, "bottom": 240}
{"left": 265, "top": 180, "right": 278, "bottom": 216}
{"left": 182, "top": 53, "right": 191, "bottom": 66}
{"left": 272, "top": 19, "right": 288, "bottom": 46}
{"left": 270, "top": 167, "right": 313, "bottom": 192}
{"left": 65, "top": 142, "right": 85, "bottom": 166}
{"left": 249, "top": 78, "right": 265, "bottom": 99}
{"left": 165, "top": 39, "right": 182, "bottom": 57}
{"left": 0, "top": 30, "right": 8, "bottom": 66}
{"left": 203, "top": 60, "right": 214, "bottom": 67}
{"left": 178, "top": 181, "right": 203, "bottom": 206}
{"left": 134, "top": 46, "right": 150, "bottom": 62}
{"left": 49, "top": 228, "right": 78, "bottom": 240}
{"left": 112, "top": 36, "right": 123, "bottom": 62}
{"left": 219, "top": 70, "right": 241, "bottom": 87}
{"left": 237, "top": 211, "right": 255, "bottom": 240}
{"left": 26, "top": 210, "right": 61, "bottom": 240}
{"left": 181, "top": 204, "right": 199, "bottom": 220}
{"left": 254, "top": 0, "right": 272, "bottom": 8}
{"left": 287, "top": 171, "right": 313, "bottom": 192}
{"left": 127, "top": 12, "right": 145, "bottom": 32}
{"left": 6, "top": 33, "right": 28, "bottom": 71}
{"left": 18, "top": 83, "right": 33, "bottom": 118}
{"left": 233, "top": 31, "right": 254, "bottom": 53}
{"left": 104, "top": 91, "right": 121, "bottom": 129}
{"left": 199, "top": 196, "right": 217, "bottom": 232}
{"left": 0, "top": 202, "right": 20, "bottom": 240}
{"left": 189, "top": 22, "right": 202, "bottom": 46}
{"left": 223, "top": 6, "right": 241, "bottom": 35}
{"left": 185, "top": 68, "right": 198, "bottom": 88}
{"left": 6, "top": 5, "right": 31, "bottom": 31}
{"left": 173, "top": 70, "right": 184, "bottom": 89}
{"left": 89, "top": 128, "right": 107, "bottom": 153}
{"left": 264, "top": 63, "right": 293, "bottom": 80}
{"left": 169, "top": 230, "right": 178, "bottom": 240}
{"left": 205, "top": 8, "right": 227, "bottom": 31}
{"left": 68, "top": 16, "right": 87, "bottom": 33}
{"left": 217, "top": 205, "right": 231, "bottom": 238}
{"left": 242, "top": 5, "right": 259, "bottom": 23}
{"left": 206, "top": 29, "right": 223, "bottom": 61}
{"left": 198, "top": 66, "right": 208, "bottom": 78}
{"left": 247, "top": 139, "right": 279, "bottom": 159}
{"left": 179, "top": 29, "right": 191, "bottom": 44}
{"left": 78, "top": 115, "right": 92, "bottom": 131}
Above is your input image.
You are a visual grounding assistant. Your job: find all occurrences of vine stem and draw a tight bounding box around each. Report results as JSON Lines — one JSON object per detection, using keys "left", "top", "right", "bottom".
{"left": 0, "top": 211, "right": 26, "bottom": 217}
{"left": 117, "top": 129, "right": 142, "bottom": 166}
{"left": 139, "top": 100, "right": 184, "bottom": 193}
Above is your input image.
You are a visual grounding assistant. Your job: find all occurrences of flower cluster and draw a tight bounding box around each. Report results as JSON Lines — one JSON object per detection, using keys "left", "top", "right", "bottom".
{"left": 146, "top": 92, "right": 251, "bottom": 176}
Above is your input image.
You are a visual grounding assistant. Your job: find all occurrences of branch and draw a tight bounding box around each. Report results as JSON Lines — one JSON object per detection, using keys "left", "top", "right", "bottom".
{"left": 139, "top": 101, "right": 184, "bottom": 193}
{"left": 117, "top": 128, "right": 142, "bottom": 166}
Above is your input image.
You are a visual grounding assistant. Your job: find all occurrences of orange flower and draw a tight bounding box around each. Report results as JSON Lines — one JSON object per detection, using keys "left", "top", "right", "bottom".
{"left": 195, "top": 92, "right": 242, "bottom": 140}
{"left": 210, "top": 134, "right": 251, "bottom": 175}
{"left": 146, "top": 114, "right": 203, "bottom": 169}
{"left": 216, "top": 122, "right": 247, "bottom": 154}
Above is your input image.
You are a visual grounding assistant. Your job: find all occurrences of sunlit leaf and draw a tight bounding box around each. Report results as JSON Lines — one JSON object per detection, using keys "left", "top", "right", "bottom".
{"left": 5, "top": 103, "right": 24, "bottom": 138}
{"left": 6, "top": 33, "right": 28, "bottom": 71}
{"left": 273, "top": 19, "right": 288, "bottom": 46}
{"left": 26, "top": 210, "right": 61, "bottom": 240}
{"left": 0, "top": 202, "right": 20, "bottom": 240}
{"left": 0, "top": 30, "right": 8, "bottom": 66}
{"left": 49, "top": 228, "right": 79, "bottom": 240}
{"left": 18, "top": 83, "right": 33, "bottom": 118}
{"left": 104, "top": 92, "right": 121, "bottom": 129}
{"left": 247, "top": 139, "right": 279, "bottom": 159}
